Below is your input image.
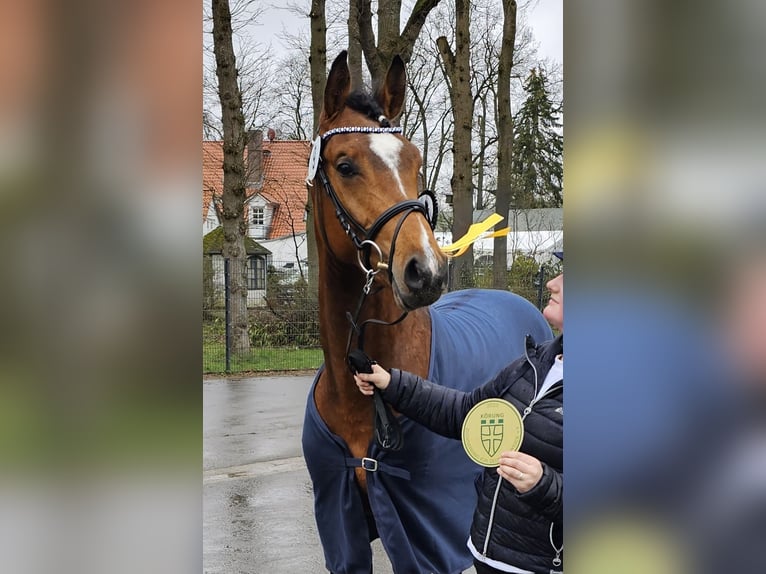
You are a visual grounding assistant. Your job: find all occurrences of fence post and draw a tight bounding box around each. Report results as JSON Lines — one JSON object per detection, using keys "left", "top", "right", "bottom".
{"left": 224, "top": 258, "right": 231, "bottom": 373}
{"left": 536, "top": 264, "right": 546, "bottom": 310}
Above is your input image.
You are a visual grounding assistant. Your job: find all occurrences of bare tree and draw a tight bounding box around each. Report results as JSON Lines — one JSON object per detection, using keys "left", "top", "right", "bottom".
{"left": 203, "top": 53, "right": 223, "bottom": 140}
{"left": 309, "top": 0, "right": 328, "bottom": 133}
{"left": 211, "top": 0, "right": 250, "bottom": 354}
{"left": 469, "top": 3, "right": 538, "bottom": 212}
{"left": 493, "top": 0, "right": 517, "bottom": 289}
{"left": 203, "top": 1, "right": 273, "bottom": 136}
{"left": 271, "top": 50, "right": 314, "bottom": 140}
{"left": 402, "top": 31, "right": 453, "bottom": 194}
{"left": 203, "top": 109, "right": 220, "bottom": 141}
{"left": 306, "top": 0, "right": 328, "bottom": 298}
{"left": 470, "top": 3, "right": 506, "bottom": 212}
{"left": 347, "top": 0, "right": 364, "bottom": 87}
{"left": 236, "top": 38, "right": 278, "bottom": 130}
{"left": 437, "top": 0, "right": 475, "bottom": 286}
{"left": 357, "top": 0, "right": 443, "bottom": 90}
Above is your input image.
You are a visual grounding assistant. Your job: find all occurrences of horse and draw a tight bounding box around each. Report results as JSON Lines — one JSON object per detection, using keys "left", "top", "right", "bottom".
{"left": 302, "top": 51, "right": 553, "bottom": 574}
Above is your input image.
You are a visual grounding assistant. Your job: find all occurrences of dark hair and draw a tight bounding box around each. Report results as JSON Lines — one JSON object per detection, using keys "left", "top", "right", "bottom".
{"left": 346, "top": 90, "right": 387, "bottom": 124}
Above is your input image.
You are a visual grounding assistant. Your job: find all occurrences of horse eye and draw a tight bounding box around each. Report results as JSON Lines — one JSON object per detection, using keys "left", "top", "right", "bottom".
{"left": 335, "top": 161, "right": 357, "bottom": 177}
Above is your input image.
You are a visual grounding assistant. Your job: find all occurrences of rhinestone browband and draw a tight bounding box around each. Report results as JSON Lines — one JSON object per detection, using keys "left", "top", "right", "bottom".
{"left": 321, "top": 126, "right": 403, "bottom": 140}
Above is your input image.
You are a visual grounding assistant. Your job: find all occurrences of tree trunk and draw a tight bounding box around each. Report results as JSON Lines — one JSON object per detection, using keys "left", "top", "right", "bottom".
{"left": 347, "top": 0, "right": 363, "bottom": 88}
{"left": 212, "top": 0, "right": 250, "bottom": 354}
{"left": 358, "top": 0, "right": 442, "bottom": 89}
{"left": 476, "top": 96, "right": 487, "bottom": 210}
{"left": 310, "top": 0, "right": 327, "bottom": 133}
{"left": 438, "top": 0, "right": 474, "bottom": 288}
{"left": 493, "top": 0, "right": 516, "bottom": 290}
{"left": 307, "top": 0, "right": 327, "bottom": 300}
{"left": 376, "top": 0, "right": 402, "bottom": 78}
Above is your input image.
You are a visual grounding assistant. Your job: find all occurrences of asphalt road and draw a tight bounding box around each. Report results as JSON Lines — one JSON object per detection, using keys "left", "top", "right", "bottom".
{"left": 203, "top": 374, "right": 476, "bottom": 574}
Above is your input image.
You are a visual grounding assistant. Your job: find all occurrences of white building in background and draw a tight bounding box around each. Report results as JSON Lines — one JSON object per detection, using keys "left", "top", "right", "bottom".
{"left": 435, "top": 208, "right": 563, "bottom": 268}
{"left": 259, "top": 233, "right": 308, "bottom": 273}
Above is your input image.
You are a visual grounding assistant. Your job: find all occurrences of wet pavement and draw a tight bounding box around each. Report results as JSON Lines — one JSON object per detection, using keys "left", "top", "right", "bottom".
{"left": 203, "top": 374, "right": 476, "bottom": 574}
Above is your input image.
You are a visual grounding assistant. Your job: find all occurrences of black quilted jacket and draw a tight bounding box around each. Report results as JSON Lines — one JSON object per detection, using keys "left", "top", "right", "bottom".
{"left": 383, "top": 334, "right": 563, "bottom": 573}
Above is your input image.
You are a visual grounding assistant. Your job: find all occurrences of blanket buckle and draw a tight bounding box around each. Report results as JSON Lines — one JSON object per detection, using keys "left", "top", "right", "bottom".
{"left": 361, "top": 457, "right": 378, "bottom": 472}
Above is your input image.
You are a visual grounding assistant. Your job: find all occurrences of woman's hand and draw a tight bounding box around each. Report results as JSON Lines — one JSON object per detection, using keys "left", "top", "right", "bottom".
{"left": 497, "top": 450, "right": 544, "bottom": 493}
{"left": 354, "top": 364, "right": 391, "bottom": 395}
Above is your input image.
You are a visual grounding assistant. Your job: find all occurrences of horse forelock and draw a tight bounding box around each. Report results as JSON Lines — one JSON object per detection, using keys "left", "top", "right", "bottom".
{"left": 322, "top": 88, "right": 419, "bottom": 189}
{"left": 345, "top": 90, "right": 386, "bottom": 124}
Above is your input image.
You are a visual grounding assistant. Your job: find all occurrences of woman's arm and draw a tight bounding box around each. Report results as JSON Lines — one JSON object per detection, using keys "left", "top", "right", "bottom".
{"left": 355, "top": 362, "right": 519, "bottom": 439}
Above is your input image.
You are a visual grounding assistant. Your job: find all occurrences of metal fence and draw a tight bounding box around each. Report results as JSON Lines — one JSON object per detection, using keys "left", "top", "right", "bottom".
{"left": 203, "top": 255, "right": 561, "bottom": 374}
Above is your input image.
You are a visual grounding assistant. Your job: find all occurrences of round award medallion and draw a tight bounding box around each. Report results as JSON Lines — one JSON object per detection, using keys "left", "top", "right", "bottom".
{"left": 461, "top": 398, "right": 524, "bottom": 467}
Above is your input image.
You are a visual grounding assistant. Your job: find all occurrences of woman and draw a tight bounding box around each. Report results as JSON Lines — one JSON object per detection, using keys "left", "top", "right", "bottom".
{"left": 355, "top": 257, "right": 563, "bottom": 574}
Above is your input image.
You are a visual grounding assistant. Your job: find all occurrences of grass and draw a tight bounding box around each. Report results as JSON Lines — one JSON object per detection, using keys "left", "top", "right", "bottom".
{"left": 203, "top": 343, "right": 323, "bottom": 374}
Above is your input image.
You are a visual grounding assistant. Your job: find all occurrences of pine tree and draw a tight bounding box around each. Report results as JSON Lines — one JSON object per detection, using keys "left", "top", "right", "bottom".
{"left": 512, "top": 68, "right": 563, "bottom": 207}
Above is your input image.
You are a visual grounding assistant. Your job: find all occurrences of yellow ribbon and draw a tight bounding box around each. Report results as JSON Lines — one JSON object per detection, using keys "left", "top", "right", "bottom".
{"left": 440, "top": 214, "right": 510, "bottom": 257}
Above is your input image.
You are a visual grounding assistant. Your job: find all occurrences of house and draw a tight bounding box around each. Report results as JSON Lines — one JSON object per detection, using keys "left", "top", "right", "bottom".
{"left": 203, "top": 227, "right": 271, "bottom": 308}
{"left": 203, "top": 130, "right": 311, "bottom": 302}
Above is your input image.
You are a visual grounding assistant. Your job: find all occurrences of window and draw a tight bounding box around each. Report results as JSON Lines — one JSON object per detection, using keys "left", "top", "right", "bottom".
{"left": 247, "top": 256, "right": 266, "bottom": 290}
{"left": 251, "top": 206, "right": 265, "bottom": 226}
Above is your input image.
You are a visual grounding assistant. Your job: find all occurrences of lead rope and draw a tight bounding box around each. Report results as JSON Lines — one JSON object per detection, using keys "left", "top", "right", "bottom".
{"left": 344, "top": 270, "right": 406, "bottom": 452}
{"left": 341, "top": 205, "right": 423, "bottom": 452}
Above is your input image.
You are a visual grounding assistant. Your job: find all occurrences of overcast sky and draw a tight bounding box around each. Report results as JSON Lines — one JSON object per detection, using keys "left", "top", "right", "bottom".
{"left": 252, "top": 0, "right": 562, "bottom": 66}
{"left": 525, "top": 0, "right": 563, "bottom": 65}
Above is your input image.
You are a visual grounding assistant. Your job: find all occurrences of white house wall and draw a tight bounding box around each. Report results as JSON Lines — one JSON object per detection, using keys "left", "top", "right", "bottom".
{"left": 203, "top": 208, "right": 220, "bottom": 236}
{"left": 259, "top": 233, "right": 308, "bottom": 269}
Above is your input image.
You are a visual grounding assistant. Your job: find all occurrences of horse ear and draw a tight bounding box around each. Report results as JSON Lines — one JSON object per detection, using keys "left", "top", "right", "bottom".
{"left": 377, "top": 55, "right": 407, "bottom": 120}
{"left": 323, "top": 51, "right": 351, "bottom": 121}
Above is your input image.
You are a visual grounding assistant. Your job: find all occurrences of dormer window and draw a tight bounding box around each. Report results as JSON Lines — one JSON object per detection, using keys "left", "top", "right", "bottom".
{"left": 251, "top": 207, "right": 265, "bottom": 226}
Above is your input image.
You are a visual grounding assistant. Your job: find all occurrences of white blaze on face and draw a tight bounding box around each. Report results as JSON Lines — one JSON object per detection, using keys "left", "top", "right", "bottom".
{"left": 368, "top": 134, "right": 406, "bottom": 198}
{"left": 368, "top": 133, "right": 442, "bottom": 278}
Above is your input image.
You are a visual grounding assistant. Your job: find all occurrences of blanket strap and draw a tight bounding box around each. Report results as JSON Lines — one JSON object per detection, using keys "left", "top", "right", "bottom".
{"left": 345, "top": 457, "right": 411, "bottom": 480}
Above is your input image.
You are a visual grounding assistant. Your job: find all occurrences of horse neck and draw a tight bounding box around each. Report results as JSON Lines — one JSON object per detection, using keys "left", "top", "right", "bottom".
{"left": 318, "top": 261, "right": 432, "bottom": 404}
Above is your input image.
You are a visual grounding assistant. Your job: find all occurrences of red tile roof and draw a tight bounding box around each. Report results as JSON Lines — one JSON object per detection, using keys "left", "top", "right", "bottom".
{"left": 202, "top": 142, "right": 223, "bottom": 221}
{"left": 202, "top": 139, "right": 310, "bottom": 239}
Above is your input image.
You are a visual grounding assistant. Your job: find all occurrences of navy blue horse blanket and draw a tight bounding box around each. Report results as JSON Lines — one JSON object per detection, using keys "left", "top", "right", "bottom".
{"left": 302, "top": 288, "right": 553, "bottom": 574}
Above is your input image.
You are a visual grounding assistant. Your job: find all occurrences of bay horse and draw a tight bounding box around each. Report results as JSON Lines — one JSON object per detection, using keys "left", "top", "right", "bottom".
{"left": 302, "top": 51, "right": 553, "bottom": 574}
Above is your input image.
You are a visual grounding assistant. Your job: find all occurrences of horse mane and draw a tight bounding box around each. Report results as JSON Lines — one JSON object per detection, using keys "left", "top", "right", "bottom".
{"left": 346, "top": 89, "right": 386, "bottom": 123}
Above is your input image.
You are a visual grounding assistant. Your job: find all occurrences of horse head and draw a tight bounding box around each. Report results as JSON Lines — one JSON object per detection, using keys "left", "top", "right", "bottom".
{"left": 313, "top": 50, "right": 448, "bottom": 311}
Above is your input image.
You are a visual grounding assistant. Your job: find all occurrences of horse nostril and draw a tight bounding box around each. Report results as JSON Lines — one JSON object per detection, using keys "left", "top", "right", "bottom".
{"left": 404, "top": 257, "right": 428, "bottom": 291}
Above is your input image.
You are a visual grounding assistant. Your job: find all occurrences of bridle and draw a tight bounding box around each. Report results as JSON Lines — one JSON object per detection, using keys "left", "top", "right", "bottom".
{"left": 308, "top": 118, "right": 440, "bottom": 451}
{"left": 311, "top": 124, "right": 438, "bottom": 275}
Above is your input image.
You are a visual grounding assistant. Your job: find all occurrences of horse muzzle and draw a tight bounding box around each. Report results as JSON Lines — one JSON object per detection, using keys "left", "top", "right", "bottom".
{"left": 393, "top": 254, "right": 447, "bottom": 310}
